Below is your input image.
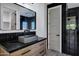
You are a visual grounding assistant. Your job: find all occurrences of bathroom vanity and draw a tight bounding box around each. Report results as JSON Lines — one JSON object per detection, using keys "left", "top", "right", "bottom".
{"left": 0, "top": 38, "right": 47, "bottom": 56}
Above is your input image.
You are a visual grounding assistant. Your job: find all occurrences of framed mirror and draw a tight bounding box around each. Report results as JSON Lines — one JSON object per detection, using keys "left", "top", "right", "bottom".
{"left": 0, "top": 3, "right": 36, "bottom": 31}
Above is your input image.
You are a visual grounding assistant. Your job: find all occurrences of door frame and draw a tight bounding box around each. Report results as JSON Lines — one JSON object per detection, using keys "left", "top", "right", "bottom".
{"left": 47, "top": 3, "right": 66, "bottom": 53}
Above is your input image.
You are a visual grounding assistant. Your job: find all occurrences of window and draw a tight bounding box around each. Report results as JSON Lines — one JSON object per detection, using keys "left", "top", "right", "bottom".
{"left": 20, "top": 16, "right": 36, "bottom": 30}
{"left": 31, "top": 20, "right": 35, "bottom": 30}
{"left": 22, "top": 21, "right": 28, "bottom": 30}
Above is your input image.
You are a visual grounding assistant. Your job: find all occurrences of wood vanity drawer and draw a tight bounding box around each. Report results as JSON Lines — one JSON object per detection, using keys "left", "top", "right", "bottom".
{"left": 38, "top": 49, "right": 46, "bottom": 56}
{"left": 36, "top": 46, "right": 46, "bottom": 56}
{"left": 10, "top": 43, "right": 39, "bottom": 56}
{"left": 23, "top": 46, "right": 39, "bottom": 56}
{"left": 37, "top": 40, "right": 46, "bottom": 49}
{"left": 10, "top": 46, "right": 32, "bottom": 56}
{"left": 22, "top": 44, "right": 40, "bottom": 56}
{"left": 32, "top": 40, "right": 47, "bottom": 56}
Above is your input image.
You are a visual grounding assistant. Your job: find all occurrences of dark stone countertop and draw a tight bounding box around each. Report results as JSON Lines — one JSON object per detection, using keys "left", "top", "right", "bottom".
{"left": 0, "top": 38, "right": 46, "bottom": 53}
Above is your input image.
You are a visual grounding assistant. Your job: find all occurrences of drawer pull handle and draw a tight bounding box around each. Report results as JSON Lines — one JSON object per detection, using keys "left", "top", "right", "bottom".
{"left": 40, "top": 43, "right": 44, "bottom": 46}
{"left": 21, "top": 50, "right": 31, "bottom": 55}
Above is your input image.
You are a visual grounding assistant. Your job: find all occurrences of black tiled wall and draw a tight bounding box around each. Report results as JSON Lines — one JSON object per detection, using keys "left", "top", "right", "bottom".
{"left": 0, "top": 32, "right": 36, "bottom": 42}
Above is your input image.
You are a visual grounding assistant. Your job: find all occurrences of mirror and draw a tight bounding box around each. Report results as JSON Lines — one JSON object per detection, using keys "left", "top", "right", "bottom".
{"left": 19, "top": 5, "right": 36, "bottom": 31}
{"left": 0, "top": 3, "right": 36, "bottom": 31}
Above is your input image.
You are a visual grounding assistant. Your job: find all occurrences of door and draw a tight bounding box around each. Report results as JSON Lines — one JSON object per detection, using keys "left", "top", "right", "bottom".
{"left": 11, "top": 11, "right": 16, "bottom": 30}
{"left": 66, "top": 16, "right": 77, "bottom": 55}
{"left": 48, "top": 5, "right": 62, "bottom": 52}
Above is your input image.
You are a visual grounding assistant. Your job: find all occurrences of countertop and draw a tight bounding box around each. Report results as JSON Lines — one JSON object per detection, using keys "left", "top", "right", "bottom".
{"left": 0, "top": 38, "right": 46, "bottom": 53}
{"left": 0, "top": 30, "right": 25, "bottom": 34}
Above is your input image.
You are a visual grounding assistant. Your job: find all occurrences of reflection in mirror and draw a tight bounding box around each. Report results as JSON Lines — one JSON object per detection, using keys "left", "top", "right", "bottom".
{"left": 66, "top": 16, "right": 76, "bottom": 30}
{"left": 20, "top": 6, "right": 36, "bottom": 31}
{"left": 1, "top": 6, "right": 17, "bottom": 30}
{"left": 11, "top": 11, "right": 16, "bottom": 30}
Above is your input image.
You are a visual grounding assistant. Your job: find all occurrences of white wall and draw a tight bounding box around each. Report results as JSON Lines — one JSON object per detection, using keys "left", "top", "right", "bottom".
{"left": 18, "top": 3, "right": 47, "bottom": 38}
{"left": 0, "top": 4, "right": 1, "bottom": 29}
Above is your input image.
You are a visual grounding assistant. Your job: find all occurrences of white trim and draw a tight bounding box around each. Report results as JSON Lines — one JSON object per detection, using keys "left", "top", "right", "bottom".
{"left": 48, "top": 5, "right": 61, "bottom": 11}
{"left": 48, "top": 5, "right": 62, "bottom": 53}
{"left": 0, "top": 30, "right": 25, "bottom": 34}
{"left": 60, "top": 5, "right": 62, "bottom": 53}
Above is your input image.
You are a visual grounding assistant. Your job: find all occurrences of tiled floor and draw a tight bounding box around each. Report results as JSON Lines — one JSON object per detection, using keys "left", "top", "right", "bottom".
{"left": 45, "top": 49, "right": 70, "bottom": 56}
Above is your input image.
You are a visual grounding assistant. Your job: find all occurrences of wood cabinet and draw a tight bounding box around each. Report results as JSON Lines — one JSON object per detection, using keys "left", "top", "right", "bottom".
{"left": 0, "top": 47, "right": 9, "bottom": 56}
{"left": 0, "top": 39, "right": 47, "bottom": 56}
